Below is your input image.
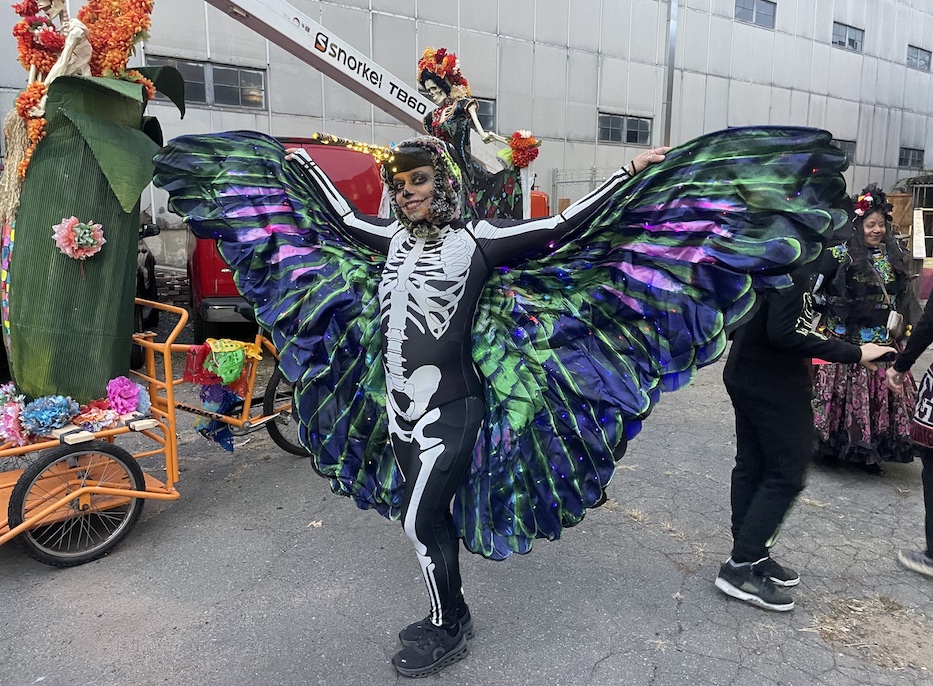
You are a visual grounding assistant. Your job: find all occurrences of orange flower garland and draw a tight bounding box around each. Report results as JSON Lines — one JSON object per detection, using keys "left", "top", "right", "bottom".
{"left": 78, "top": 0, "right": 154, "bottom": 78}
{"left": 508, "top": 130, "right": 541, "bottom": 169}
{"left": 10, "top": 1, "right": 156, "bottom": 178}
{"left": 13, "top": 14, "right": 64, "bottom": 74}
{"left": 125, "top": 69, "right": 156, "bottom": 101}
{"left": 14, "top": 82, "right": 48, "bottom": 178}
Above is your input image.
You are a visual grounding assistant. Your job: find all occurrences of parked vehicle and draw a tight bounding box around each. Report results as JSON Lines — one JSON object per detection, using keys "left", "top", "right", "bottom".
{"left": 131, "top": 223, "right": 161, "bottom": 369}
{"left": 186, "top": 137, "right": 386, "bottom": 343}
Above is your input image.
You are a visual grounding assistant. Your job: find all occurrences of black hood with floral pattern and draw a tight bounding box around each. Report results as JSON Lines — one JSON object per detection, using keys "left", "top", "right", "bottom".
{"left": 381, "top": 136, "right": 463, "bottom": 232}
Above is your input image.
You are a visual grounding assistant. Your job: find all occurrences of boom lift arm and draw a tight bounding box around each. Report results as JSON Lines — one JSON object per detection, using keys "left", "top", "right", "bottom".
{"left": 204, "top": 0, "right": 434, "bottom": 130}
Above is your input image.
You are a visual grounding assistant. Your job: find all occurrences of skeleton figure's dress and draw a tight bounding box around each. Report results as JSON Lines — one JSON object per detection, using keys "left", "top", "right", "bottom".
{"left": 424, "top": 98, "right": 524, "bottom": 220}
{"left": 153, "top": 127, "right": 849, "bottom": 566}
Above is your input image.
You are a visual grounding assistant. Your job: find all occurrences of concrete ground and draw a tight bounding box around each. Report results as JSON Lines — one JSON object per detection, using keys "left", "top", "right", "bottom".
{"left": 1, "top": 329, "right": 931, "bottom": 685}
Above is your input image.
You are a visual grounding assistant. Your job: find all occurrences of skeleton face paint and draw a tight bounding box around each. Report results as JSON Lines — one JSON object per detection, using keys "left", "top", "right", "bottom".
{"left": 381, "top": 136, "right": 462, "bottom": 230}
{"left": 423, "top": 78, "right": 448, "bottom": 105}
{"left": 392, "top": 166, "right": 436, "bottom": 223}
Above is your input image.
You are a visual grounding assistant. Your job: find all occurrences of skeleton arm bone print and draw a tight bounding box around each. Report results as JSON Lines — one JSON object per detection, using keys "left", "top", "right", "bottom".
{"left": 287, "top": 148, "right": 398, "bottom": 253}
{"left": 472, "top": 165, "right": 633, "bottom": 263}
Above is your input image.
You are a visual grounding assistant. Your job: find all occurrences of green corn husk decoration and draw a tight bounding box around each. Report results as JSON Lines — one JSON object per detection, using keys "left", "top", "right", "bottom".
{"left": 7, "top": 75, "right": 161, "bottom": 402}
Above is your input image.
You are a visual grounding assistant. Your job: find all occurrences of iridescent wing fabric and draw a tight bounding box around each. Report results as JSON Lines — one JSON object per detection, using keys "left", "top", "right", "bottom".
{"left": 153, "top": 131, "right": 400, "bottom": 516}
{"left": 461, "top": 126, "right": 848, "bottom": 558}
{"left": 154, "top": 127, "right": 848, "bottom": 561}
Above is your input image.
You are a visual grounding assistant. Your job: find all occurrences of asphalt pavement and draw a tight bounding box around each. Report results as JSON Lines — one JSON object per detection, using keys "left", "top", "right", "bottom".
{"left": 1, "top": 339, "right": 932, "bottom": 685}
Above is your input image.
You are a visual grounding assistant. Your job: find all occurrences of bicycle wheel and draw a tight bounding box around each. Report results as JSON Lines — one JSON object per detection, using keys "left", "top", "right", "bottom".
{"left": 263, "top": 367, "right": 311, "bottom": 457}
{"left": 8, "top": 441, "right": 146, "bottom": 567}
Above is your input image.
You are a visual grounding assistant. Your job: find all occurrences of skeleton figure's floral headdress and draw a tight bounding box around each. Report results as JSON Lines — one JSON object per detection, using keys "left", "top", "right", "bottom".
{"left": 417, "top": 47, "right": 471, "bottom": 100}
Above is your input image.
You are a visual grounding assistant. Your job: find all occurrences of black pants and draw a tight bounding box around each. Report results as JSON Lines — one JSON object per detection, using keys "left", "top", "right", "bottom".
{"left": 921, "top": 451, "right": 933, "bottom": 556}
{"left": 725, "top": 380, "right": 813, "bottom": 563}
{"left": 390, "top": 396, "right": 484, "bottom": 627}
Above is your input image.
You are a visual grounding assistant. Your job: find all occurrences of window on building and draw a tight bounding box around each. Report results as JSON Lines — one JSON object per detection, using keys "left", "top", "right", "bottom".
{"left": 146, "top": 56, "right": 266, "bottom": 109}
{"left": 907, "top": 45, "right": 932, "bottom": 71}
{"left": 734, "top": 0, "right": 776, "bottom": 29}
{"left": 832, "top": 22, "right": 863, "bottom": 52}
{"left": 899, "top": 147, "right": 925, "bottom": 169}
{"left": 146, "top": 56, "right": 207, "bottom": 103}
{"left": 473, "top": 97, "right": 497, "bottom": 133}
{"left": 831, "top": 139, "right": 856, "bottom": 165}
{"left": 598, "top": 113, "right": 652, "bottom": 145}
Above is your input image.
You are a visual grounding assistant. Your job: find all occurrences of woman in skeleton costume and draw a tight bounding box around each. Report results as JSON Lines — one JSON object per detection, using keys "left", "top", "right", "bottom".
{"left": 153, "top": 126, "right": 848, "bottom": 678}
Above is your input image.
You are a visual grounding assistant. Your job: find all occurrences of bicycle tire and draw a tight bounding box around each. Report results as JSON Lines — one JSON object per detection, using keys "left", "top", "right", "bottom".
{"left": 262, "top": 367, "right": 311, "bottom": 457}
{"left": 8, "top": 441, "right": 145, "bottom": 567}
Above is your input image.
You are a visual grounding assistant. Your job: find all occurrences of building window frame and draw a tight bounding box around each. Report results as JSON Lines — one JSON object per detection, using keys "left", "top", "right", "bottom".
{"left": 598, "top": 112, "right": 652, "bottom": 146}
{"left": 907, "top": 45, "right": 932, "bottom": 72}
{"left": 473, "top": 97, "right": 497, "bottom": 133}
{"left": 146, "top": 56, "right": 267, "bottom": 110}
{"left": 832, "top": 22, "right": 864, "bottom": 52}
{"left": 899, "top": 147, "right": 925, "bottom": 170}
{"left": 734, "top": 0, "right": 776, "bottom": 30}
{"left": 831, "top": 139, "right": 856, "bottom": 165}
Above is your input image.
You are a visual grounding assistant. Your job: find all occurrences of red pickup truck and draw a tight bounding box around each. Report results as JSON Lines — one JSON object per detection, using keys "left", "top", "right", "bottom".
{"left": 187, "top": 137, "right": 385, "bottom": 342}
{"left": 187, "top": 139, "right": 550, "bottom": 342}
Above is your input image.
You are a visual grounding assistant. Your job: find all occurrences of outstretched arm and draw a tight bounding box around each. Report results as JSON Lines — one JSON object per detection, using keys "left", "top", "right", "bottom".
{"left": 475, "top": 146, "right": 670, "bottom": 263}
{"left": 286, "top": 148, "right": 396, "bottom": 253}
{"left": 466, "top": 101, "right": 510, "bottom": 145}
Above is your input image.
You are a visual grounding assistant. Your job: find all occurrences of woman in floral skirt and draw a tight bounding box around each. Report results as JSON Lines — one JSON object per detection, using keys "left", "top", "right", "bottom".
{"left": 813, "top": 184, "right": 920, "bottom": 472}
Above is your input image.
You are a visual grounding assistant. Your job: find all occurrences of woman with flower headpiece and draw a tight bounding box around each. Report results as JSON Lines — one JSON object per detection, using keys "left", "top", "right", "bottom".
{"left": 812, "top": 184, "right": 922, "bottom": 472}
{"left": 417, "top": 46, "right": 535, "bottom": 221}
{"left": 154, "top": 125, "right": 849, "bottom": 677}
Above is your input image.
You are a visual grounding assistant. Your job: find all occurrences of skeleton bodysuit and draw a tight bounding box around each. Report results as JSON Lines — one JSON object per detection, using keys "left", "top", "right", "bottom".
{"left": 291, "top": 151, "right": 632, "bottom": 627}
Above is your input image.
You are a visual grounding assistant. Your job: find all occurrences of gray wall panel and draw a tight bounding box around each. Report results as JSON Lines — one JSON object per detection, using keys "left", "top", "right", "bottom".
{"left": 206, "top": 4, "right": 266, "bottom": 65}
{"left": 532, "top": 44, "right": 568, "bottom": 138}
{"left": 599, "top": 0, "right": 632, "bottom": 59}
{"left": 268, "top": 44, "right": 324, "bottom": 117}
{"left": 459, "top": 31, "right": 499, "bottom": 97}
{"left": 460, "top": 0, "right": 499, "bottom": 35}
{"left": 499, "top": 0, "right": 536, "bottom": 41}
{"left": 417, "top": 0, "right": 459, "bottom": 27}
{"left": 568, "top": 0, "right": 602, "bottom": 53}
{"left": 535, "top": 0, "right": 570, "bottom": 47}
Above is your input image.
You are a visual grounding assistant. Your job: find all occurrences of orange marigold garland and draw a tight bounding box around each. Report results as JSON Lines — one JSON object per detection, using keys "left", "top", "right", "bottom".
{"left": 125, "top": 69, "right": 156, "bottom": 101}
{"left": 13, "top": 14, "right": 64, "bottom": 74}
{"left": 78, "top": 0, "right": 154, "bottom": 78}
{"left": 508, "top": 130, "right": 541, "bottom": 169}
{"left": 14, "top": 82, "right": 47, "bottom": 178}
{"left": 14, "top": 81, "right": 46, "bottom": 120}
{"left": 10, "top": 1, "right": 157, "bottom": 178}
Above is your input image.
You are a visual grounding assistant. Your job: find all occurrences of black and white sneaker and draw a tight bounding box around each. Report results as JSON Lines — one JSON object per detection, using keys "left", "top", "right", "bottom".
{"left": 752, "top": 556, "right": 800, "bottom": 587}
{"left": 897, "top": 549, "right": 933, "bottom": 579}
{"left": 399, "top": 605, "right": 474, "bottom": 646}
{"left": 715, "top": 559, "right": 795, "bottom": 612}
{"left": 392, "top": 622, "right": 468, "bottom": 678}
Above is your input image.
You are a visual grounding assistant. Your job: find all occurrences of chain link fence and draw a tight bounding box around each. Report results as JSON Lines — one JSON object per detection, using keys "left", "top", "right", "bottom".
{"left": 550, "top": 166, "right": 613, "bottom": 210}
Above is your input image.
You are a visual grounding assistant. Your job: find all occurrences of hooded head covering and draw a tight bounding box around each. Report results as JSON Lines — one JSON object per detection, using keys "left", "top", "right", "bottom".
{"left": 381, "top": 136, "right": 462, "bottom": 233}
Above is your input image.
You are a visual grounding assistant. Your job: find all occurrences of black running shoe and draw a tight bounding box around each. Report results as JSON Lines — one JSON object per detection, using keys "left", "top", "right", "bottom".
{"left": 715, "top": 559, "right": 794, "bottom": 611}
{"left": 392, "top": 623, "right": 468, "bottom": 678}
{"left": 897, "top": 549, "right": 933, "bottom": 579}
{"left": 752, "top": 556, "right": 800, "bottom": 587}
{"left": 399, "top": 605, "right": 474, "bottom": 646}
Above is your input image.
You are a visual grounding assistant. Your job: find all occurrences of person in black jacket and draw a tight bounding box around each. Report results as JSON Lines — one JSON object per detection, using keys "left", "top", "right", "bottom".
{"left": 717, "top": 263, "right": 895, "bottom": 611}
{"left": 886, "top": 296, "right": 933, "bottom": 578}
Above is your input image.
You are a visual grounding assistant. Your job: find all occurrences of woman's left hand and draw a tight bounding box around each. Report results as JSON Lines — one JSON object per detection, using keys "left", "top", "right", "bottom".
{"left": 628, "top": 147, "right": 672, "bottom": 175}
{"left": 886, "top": 366, "right": 907, "bottom": 393}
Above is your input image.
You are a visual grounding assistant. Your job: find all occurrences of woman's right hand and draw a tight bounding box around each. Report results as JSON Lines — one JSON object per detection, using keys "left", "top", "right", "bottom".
{"left": 858, "top": 342, "right": 897, "bottom": 372}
